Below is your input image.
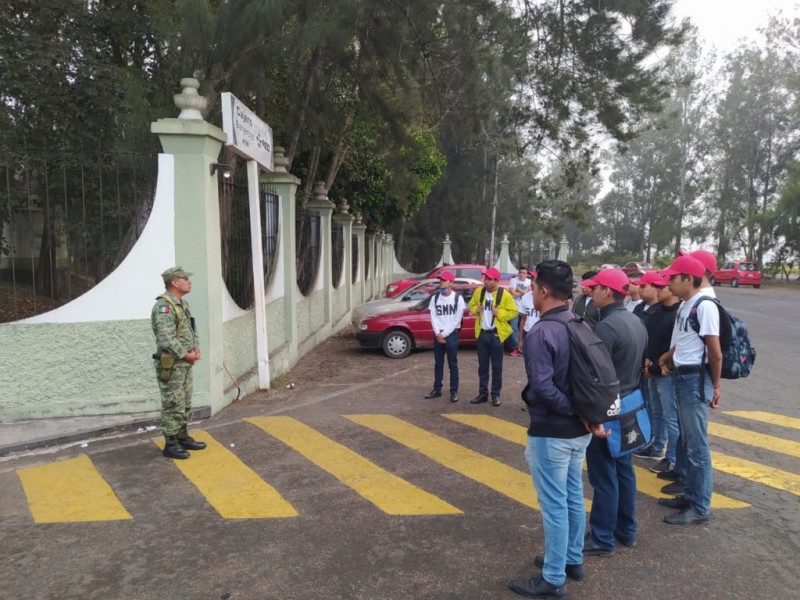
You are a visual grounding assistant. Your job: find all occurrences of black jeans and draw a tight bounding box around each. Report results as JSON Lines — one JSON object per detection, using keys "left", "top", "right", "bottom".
{"left": 433, "top": 331, "right": 460, "bottom": 393}
{"left": 476, "top": 329, "right": 504, "bottom": 396}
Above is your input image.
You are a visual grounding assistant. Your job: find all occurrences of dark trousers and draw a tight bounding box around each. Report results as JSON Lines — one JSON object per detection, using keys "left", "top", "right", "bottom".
{"left": 586, "top": 436, "right": 638, "bottom": 549}
{"left": 433, "top": 331, "right": 460, "bottom": 393}
{"left": 476, "top": 329, "right": 504, "bottom": 396}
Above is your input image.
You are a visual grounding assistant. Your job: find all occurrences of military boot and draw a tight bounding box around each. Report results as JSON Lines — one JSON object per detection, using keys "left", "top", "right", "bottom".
{"left": 163, "top": 438, "right": 190, "bottom": 459}
{"left": 178, "top": 426, "right": 206, "bottom": 451}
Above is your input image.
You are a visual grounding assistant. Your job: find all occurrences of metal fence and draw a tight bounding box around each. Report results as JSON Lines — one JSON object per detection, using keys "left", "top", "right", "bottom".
{"left": 218, "top": 174, "right": 253, "bottom": 309}
{"left": 218, "top": 176, "right": 281, "bottom": 310}
{"left": 296, "top": 211, "right": 320, "bottom": 296}
{"left": 352, "top": 235, "right": 358, "bottom": 284}
{"left": 0, "top": 149, "right": 157, "bottom": 323}
{"left": 331, "top": 224, "right": 344, "bottom": 289}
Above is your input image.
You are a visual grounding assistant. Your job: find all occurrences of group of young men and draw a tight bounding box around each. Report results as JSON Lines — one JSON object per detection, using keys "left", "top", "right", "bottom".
{"left": 424, "top": 266, "right": 534, "bottom": 407}
{"left": 423, "top": 253, "right": 724, "bottom": 599}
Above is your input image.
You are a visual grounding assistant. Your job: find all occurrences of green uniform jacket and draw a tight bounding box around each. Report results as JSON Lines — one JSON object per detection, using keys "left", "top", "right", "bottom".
{"left": 468, "top": 286, "right": 518, "bottom": 342}
{"left": 151, "top": 292, "right": 198, "bottom": 360}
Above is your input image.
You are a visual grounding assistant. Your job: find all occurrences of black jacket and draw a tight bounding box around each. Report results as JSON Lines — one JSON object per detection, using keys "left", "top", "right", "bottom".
{"left": 640, "top": 301, "right": 680, "bottom": 376}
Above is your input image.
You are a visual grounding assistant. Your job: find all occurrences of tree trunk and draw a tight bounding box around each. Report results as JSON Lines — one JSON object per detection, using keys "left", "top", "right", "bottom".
{"left": 396, "top": 219, "right": 406, "bottom": 267}
{"left": 285, "top": 46, "right": 323, "bottom": 171}
{"left": 489, "top": 155, "right": 499, "bottom": 265}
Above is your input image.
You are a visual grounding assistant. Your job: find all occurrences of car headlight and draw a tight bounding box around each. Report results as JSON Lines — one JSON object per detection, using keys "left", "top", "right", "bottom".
{"left": 359, "top": 322, "right": 368, "bottom": 331}
{"left": 387, "top": 285, "right": 398, "bottom": 293}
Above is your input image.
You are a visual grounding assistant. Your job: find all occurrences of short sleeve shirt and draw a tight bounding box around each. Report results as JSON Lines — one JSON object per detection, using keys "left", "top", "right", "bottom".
{"left": 671, "top": 292, "right": 720, "bottom": 366}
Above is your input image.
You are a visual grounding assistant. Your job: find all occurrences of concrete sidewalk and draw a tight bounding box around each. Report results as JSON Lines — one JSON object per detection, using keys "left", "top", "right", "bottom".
{"left": 0, "top": 407, "right": 210, "bottom": 456}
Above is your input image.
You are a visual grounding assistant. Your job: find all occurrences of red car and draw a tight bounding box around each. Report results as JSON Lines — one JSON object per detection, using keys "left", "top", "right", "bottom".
{"left": 712, "top": 261, "right": 762, "bottom": 288}
{"left": 385, "top": 264, "right": 486, "bottom": 297}
{"left": 621, "top": 262, "right": 657, "bottom": 278}
{"left": 356, "top": 285, "right": 480, "bottom": 358}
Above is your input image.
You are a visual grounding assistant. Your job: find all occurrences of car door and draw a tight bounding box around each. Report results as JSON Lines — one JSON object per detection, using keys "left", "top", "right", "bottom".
{"left": 411, "top": 296, "right": 437, "bottom": 347}
{"left": 715, "top": 262, "right": 732, "bottom": 284}
{"left": 458, "top": 289, "right": 478, "bottom": 345}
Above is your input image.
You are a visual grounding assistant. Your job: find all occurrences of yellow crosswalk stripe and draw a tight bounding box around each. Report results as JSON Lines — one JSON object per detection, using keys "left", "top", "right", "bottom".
{"left": 155, "top": 430, "right": 298, "bottom": 519}
{"left": 711, "top": 452, "right": 800, "bottom": 497}
{"left": 245, "top": 416, "right": 460, "bottom": 516}
{"left": 709, "top": 422, "right": 800, "bottom": 458}
{"left": 444, "top": 414, "right": 750, "bottom": 509}
{"left": 724, "top": 411, "right": 800, "bottom": 431}
{"left": 17, "top": 455, "right": 132, "bottom": 523}
{"left": 346, "top": 414, "right": 547, "bottom": 511}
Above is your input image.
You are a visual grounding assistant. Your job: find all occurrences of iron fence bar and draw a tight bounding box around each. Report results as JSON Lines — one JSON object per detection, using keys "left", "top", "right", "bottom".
{"left": 43, "top": 154, "right": 55, "bottom": 300}
{"left": 352, "top": 234, "right": 358, "bottom": 284}
{"left": 63, "top": 159, "right": 71, "bottom": 300}
{"left": 24, "top": 156, "right": 36, "bottom": 313}
{"left": 5, "top": 161, "right": 18, "bottom": 320}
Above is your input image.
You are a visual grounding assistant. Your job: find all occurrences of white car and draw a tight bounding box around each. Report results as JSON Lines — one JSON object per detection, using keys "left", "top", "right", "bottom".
{"left": 599, "top": 263, "right": 621, "bottom": 270}
{"left": 351, "top": 277, "right": 482, "bottom": 329}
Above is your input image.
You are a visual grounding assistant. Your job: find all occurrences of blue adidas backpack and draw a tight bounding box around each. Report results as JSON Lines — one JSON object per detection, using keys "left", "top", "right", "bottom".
{"left": 688, "top": 296, "right": 756, "bottom": 379}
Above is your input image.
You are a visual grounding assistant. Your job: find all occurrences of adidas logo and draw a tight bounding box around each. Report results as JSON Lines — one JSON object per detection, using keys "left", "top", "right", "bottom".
{"left": 606, "top": 395, "right": 621, "bottom": 417}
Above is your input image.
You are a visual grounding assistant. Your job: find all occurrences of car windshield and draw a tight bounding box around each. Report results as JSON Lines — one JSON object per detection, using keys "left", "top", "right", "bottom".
{"left": 638, "top": 263, "right": 653, "bottom": 269}
{"left": 404, "top": 281, "right": 438, "bottom": 300}
{"left": 741, "top": 263, "right": 757, "bottom": 271}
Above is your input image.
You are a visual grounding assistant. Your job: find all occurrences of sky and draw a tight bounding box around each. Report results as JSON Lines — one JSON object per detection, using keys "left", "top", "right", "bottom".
{"left": 672, "top": 0, "right": 799, "bottom": 52}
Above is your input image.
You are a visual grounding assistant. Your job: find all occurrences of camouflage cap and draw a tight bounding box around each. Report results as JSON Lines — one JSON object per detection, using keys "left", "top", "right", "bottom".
{"left": 161, "top": 266, "right": 193, "bottom": 282}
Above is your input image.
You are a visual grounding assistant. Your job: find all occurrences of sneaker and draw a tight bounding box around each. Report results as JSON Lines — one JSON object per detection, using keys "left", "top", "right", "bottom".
{"left": 664, "top": 506, "right": 710, "bottom": 525}
{"left": 649, "top": 458, "right": 674, "bottom": 474}
{"left": 534, "top": 555, "right": 585, "bottom": 581}
{"left": 657, "top": 469, "right": 680, "bottom": 481}
{"left": 510, "top": 349, "right": 523, "bottom": 357}
{"left": 633, "top": 446, "right": 662, "bottom": 460}
{"left": 508, "top": 575, "right": 567, "bottom": 598}
{"left": 660, "top": 481, "right": 685, "bottom": 495}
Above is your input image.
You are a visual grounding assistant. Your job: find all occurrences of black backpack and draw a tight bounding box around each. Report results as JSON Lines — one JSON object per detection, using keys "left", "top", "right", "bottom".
{"left": 539, "top": 313, "right": 621, "bottom": 424}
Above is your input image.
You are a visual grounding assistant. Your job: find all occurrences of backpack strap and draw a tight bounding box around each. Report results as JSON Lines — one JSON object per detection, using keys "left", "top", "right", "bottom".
{"left": 158, "top": 293, "right": 186, "bottom": 338}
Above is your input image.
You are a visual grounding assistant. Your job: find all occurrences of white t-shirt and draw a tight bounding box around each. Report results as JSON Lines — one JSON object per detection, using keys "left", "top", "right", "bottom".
{"left": 518, "top": 292, "right": 540, "bottom": 332}
{"left": 509, "top": 276, "right": 531, "bottom": 309}
{"left": 626, "top": 298, "right": 643, "bottom": 313}
{"left": 429, "top": 290, "right": 466, "bottom": 337}
{"left": 480, "top": 293, "right": 496, "bottom": 330}
{"left": 671, "top": 292, "right": 720, "bottom": 366}
{"left": 699, "top": 286, "right": 717, "bottom": 298}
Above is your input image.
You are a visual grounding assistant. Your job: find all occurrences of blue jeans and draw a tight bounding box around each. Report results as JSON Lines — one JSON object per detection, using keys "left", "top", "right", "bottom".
{"left": 674, "top": 370, "right": 713, "bottom": 515}
{"left": 526, "top": 434, "right": 592, "bottom": 586}
{"left": 432, "top": 331, "right": 459, "bottom": 393}
{"left": 586, "top": 437, "right": 637, "bottom": 549}
{"left": 476, "top": 330, "right": 504, "bottom": 396}
{"left": 651, "top": 375, "right": 678, "bottom": 463}
{"left": 508, "top": 316, "right": 520, "bottom": 350}
{"left": 645, "top": 377, "right": 664, "bottom": 455}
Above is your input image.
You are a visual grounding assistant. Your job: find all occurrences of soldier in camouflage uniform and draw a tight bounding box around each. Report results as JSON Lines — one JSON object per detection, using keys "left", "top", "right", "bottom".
{"left": 152, "top": 266, "right": 206, "bottom": 459}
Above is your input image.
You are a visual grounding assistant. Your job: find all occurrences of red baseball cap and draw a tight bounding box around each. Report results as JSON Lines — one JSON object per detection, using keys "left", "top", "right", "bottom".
{"left": 582, "top": 269, "right": 630, "bottom": 296}
{"left": 661, "top": 255, "right": 706, "bottom": 279}
{"left": 633, "top": 272, "right": 668, "bottom": 287}
{"left": 438, "top": 270, "right": 455, "bottom": 282}
{"left": 484, "top": 267, "right": 502, "bottom": 280}
{"left": 679, "top": 249, "right": 717, "bottom": 273}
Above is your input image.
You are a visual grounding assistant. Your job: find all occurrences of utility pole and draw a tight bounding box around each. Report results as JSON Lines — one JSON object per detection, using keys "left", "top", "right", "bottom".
{"left": 489, "top": 155, "right": 499, "bottom": 265}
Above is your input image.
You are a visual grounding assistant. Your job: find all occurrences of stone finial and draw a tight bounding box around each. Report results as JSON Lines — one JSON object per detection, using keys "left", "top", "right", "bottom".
{"left": 314, "top": 181, "right": 328, "bottom": 202}
{"left": 444, "top": 234, "right": 451, "bottom": 242}
{"left": 174, "top": 78, "right": 207, "bottom": 120}
{"left": 502, "top": 234, "right": 509, "bottom": 243}
{"left": 354, "top": 212, "right": 363, "bottom": 225}
{"left": 337, "top": 198, "right": 350, "bottom": 215}
{"left": 273, "top": 146, "right": 289, "bottom": 173}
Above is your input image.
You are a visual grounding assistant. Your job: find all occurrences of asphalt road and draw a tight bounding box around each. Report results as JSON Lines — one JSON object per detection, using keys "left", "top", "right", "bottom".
{"left": 0, "top": 286, "right": 798, "bottom": 600}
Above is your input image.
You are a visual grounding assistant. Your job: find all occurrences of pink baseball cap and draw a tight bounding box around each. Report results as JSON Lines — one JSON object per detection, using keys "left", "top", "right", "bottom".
{"left": 438, "top": 270, "right": 455, "bottom": 282}
{"left": 484, "top": 267, "right": 502, "bottom": 280}
{"left": 661, "top": 255, "right": 706, "bottom": 279}
{"left": 582, "top": 269, "right": 630, "bottom": 296}
{"left": 679, "top": 249, "right": 717, "bottom": 274}
{"left": 633, "top": 272, "right": 668, "bottom": 287}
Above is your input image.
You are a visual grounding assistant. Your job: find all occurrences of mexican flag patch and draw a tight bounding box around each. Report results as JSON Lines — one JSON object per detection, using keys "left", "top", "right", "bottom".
{"left": 159, "top": 306, "right": 170, "bottom": 313}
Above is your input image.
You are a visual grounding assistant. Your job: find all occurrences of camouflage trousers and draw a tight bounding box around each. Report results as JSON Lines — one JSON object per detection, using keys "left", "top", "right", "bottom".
{"left": 156, "top": 362, "right": 193, "bottom": 439}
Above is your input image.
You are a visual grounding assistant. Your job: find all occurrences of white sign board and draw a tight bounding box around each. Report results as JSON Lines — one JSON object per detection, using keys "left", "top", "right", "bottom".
{"left": 221, "top": 92, "right": 274, "bottom": 171}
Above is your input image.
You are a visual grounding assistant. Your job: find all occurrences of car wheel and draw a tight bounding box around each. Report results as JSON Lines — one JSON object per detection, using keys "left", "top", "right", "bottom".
{"left": 710, "top": 277, "right": 717, "bottom": 286}
{"left": 731, "top": 278, "right": 739, "bottom": 288}
{"left": 382, "top": 330, "right": 412, "bottom": 359}
{"left": 754, "top": 284, "right": 761, "bottom": 289}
